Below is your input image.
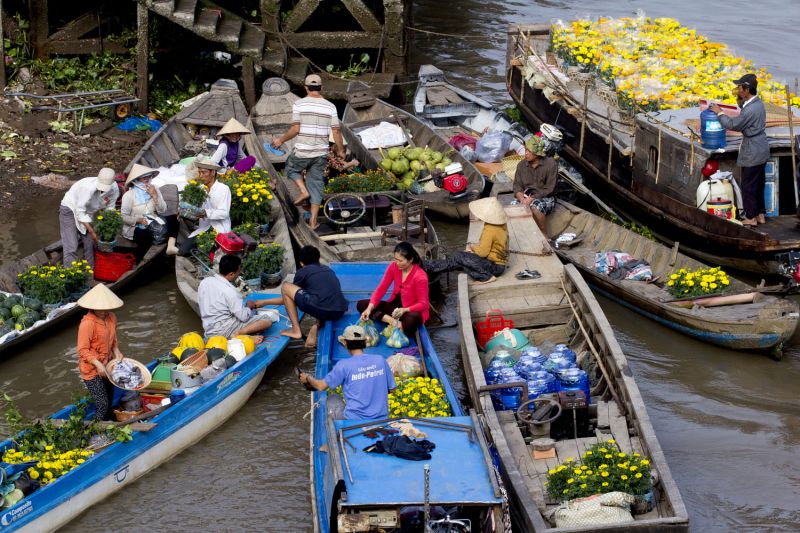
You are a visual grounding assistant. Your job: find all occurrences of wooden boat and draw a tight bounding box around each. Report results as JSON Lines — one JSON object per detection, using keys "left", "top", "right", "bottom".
{"left": 0, "top": 297, "right": 298, "bottom": 532}
{"left": 310, "top": 262, "right": 504, "bottom": 532}
{"left": 457, "top": 199, "right": 689, "bottom": 531}
{"left": 506, "top": 24, "right": 800, "bottom": 277}
{"left": 248, "top": 85, "right": 442, "bottom": 264}
{"left": 341, "top": 83, "right": 488, "bottom": 220}
{"left": 547, "top": 200, "right": 799, "bottom": 356}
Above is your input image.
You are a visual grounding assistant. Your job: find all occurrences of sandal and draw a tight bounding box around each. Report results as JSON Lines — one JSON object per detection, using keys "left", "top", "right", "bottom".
{"left": 515, "top": 269, "right": 541, "bottom": 280}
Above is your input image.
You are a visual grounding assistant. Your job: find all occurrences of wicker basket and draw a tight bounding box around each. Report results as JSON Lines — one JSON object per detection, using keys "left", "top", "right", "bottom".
{"left": 106, "top": 358, "right": 152, "bottom": 391}
{"left": 113, "top": 408, "right": 146, "bottom": 422}
{"left": 501, "top": 155, "right": 525, "bottom": 178}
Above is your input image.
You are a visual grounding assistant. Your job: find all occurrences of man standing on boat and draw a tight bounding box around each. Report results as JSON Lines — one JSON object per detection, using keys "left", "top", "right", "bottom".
{"left": 709, "top": 74, "right": 769, "bottom": 226}
{"left": 513, "top": 136, "right": 558, "bottom": 235}
{"left": 271, "top": 73, "right": 345, "bottom": 231}
{"left": 59, "top": 167, "right": 118, "bottom": 267}
{"left": 197, "top": 255, "right": 271, "bottom": 339}
{"left": 299, "top": 325, "right": 395, "bottom": 420}
{"left": 180, "top": 156, "right": 232, "bottom": 254}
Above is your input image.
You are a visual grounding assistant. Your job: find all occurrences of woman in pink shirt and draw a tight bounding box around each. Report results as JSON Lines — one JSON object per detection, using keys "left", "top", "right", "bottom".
{"left": 357, "top": 242, "right": 429, "bottom": 338}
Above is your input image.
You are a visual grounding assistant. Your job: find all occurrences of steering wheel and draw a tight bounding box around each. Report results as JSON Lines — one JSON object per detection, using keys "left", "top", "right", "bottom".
{"left": 323, "top": 193, "right": 367, "bottom": 226}
{"left": 516, "top": 397, "right": 562, "bottom": 428}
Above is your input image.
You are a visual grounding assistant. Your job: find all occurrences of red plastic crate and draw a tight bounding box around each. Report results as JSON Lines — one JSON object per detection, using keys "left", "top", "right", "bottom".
{"left": 475, "top": 309, "right": 514, "bottom": 349}
{"left": 94, "top": 251, "right": 136, "bottom": 282}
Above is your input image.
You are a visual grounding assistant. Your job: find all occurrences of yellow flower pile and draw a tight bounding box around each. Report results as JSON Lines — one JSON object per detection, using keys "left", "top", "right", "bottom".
{"left": 552, "top": 17, "right": 800, "bottom": 111}
{"left": 666, "top": 266, "right": 730, "bottom": 297}
{"left": 388, "top": 376, "right": 451, "bottom": 418}
{"left": 545, "top": 439, "right": 652, "bottom": 500}
{"left": 2, "top": 447, "right": 94, "bottom": 486}
{"left": 222, "top": 168, "right": 274, "bottom": 225}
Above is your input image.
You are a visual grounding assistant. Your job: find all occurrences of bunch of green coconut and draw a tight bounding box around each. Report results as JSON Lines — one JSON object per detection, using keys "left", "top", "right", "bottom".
{"left": 378, "top": 145, "right": 454, "bottom": 191}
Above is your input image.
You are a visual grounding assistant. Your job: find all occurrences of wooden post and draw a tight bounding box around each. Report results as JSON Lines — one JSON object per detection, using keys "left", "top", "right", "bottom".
{"left": 606, "top": 108, "right": 613, "bottom": 181}
{"left": 382, "top": 0, "right": 406, "bottom": 74}
{"left": 135, "top": 4, "right": 149, "bottom": 114}
{"left": 786, "top": 85, "right": 798, "bottom": 207}
{"left": 29, "top": 0, "right": 48, "bottom": 59}
{"left": 578, "top": 84, "right": 589, "bottom": 157}
{"left": 0, "top": 0, "right": 6, "bottom": 89}
{"left": 242, "top": 57, "right": 256, "bottom": 110}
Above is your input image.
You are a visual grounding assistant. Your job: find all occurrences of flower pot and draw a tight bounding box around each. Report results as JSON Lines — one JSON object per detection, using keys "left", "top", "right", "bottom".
{"left": 245, "top": 278, "right": 262, "bottom": 291}
{"left": 260, "top": 269, "right": 283, "bottom": 287}
{"left": 97, "top": 239, "right": 117, "bottom": 253}
{"left": 631, "top": 488, "right": 654, "bottom": 515}
{"left": 179, "top": 202, "right": 204, "bottom": 221}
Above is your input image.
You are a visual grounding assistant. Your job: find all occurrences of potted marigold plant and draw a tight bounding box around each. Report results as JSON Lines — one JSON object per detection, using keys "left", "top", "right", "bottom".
{"left": 224, "top": 168, "right": 273, "bottom": 225}
{"left": 241, "top": 242, "right": 285, "bottom": 287}
{"left": 93, "top": 210, "right": 123, "bottom": 252}
{"left": 665, "top": 266, "right": 730, "bottom": 298}
{"left": 545, "top": 439, "right": 654, "bottom": 514}
{"left": 179, "top": 180, "right": 208, "bottom": 221}
{"left": 388, "top": 376, "right": 451, "bottom": 418}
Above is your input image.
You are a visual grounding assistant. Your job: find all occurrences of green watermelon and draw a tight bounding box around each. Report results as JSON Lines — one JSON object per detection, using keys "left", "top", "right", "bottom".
{"left": 17, "top": 313, "right": 38, "bottom": 328}
{"left": 5, "top": 295, "right": 21, "bottom": 307}
{"left": 10, "top": 305, "right": 26, "bottom": 319}
{"left": 23, "top": 298, "right": 42, "bottom": 312}
{"left": 0, "top": 294, "right": 6, "bottom": 304}
{"left": 207, "top": 348, "right": 226, "bottom": 363}
{"left": 223, "top": 355, "right": 237, "bottom": 368}
{"left": 0, "top": 308, "right": 10, "bottom": 320}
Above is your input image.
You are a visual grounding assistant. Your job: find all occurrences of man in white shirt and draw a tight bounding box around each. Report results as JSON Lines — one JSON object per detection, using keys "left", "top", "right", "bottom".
{"left": 181, "top": 157, "right": 232, "bottom": 254}
{"left": 59, "top": 168, "right": 118, "bottom": 267}
{"left": 271, "top": 73, "right": 345, "bottom": 230}
{"left": 197, "top": 255, "right": 273, "bottom": 339}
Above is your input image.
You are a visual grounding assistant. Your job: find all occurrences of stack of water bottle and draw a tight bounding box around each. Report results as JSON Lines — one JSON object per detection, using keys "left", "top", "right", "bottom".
{"left": 483, "top": 343, "right": 591, "bottom": 411}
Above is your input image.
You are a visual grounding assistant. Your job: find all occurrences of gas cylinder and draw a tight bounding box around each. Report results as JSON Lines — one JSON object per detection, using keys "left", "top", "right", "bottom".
{"left": 700, "top": 107, "right": 727, "bottom": 150}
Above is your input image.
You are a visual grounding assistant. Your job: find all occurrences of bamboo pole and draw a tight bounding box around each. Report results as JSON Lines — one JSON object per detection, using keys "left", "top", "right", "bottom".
{"left": 578, "top": 84, "right": 588, "bottom": 157}
{"left": 135, "top": 4, "right": 149, "bottom": 114}
{"left": 0, "top": 1, "right": 5, "bottom": 89}
{"left": 606, "top": 107, "right": 613, "bottom": 180}
{"left": 786, "top": 85, "right": 798, "bottom": 207}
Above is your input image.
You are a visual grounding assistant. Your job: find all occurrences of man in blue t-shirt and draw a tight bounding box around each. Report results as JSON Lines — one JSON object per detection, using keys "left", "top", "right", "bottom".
{"left": 254, "top": 245, "right": 347, "bottom": 348}
{"left": 299, "top": 325, "right": 396, "bottom": 420}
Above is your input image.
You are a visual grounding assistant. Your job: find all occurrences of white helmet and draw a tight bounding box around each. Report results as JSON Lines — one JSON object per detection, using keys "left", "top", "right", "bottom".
{"left": 540, "top": 123, "right": 563, "bottom": 142}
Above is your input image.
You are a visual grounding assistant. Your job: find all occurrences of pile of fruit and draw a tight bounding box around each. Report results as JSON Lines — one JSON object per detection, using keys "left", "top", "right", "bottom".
{"left": 0, "top": 294, "right": 44, "bottom": 336}
{"left": 379, "top": 146, "right": 454, "bottom": 191}
{"left": 551, "top": 16, "right": 800, "bottom": 111}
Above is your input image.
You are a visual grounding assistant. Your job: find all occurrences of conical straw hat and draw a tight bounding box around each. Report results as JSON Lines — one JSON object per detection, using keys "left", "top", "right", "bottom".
{"left": 125, "top": 164, "right": 160, "bottom": 187}
{"left": 216, "top": 118, "right": 250, "bottom": 138}
{"left": 77, "top": 283, "right": 124, "bottom": 310}
{"left": 469, "top": 197, "right": 507, "bottom": 225}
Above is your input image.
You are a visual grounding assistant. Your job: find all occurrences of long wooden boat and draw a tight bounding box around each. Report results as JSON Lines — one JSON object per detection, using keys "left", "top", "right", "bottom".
{"left": 248, "top": 90, "right": 442, "bottom": 264}
{"left": 457, "top": 199, "right": 688, "bottom": 531}
{"left": 0, "top": 296, "right": 297, "bottom": 532}
{"left": 548, "top": 200, "right": 799, "bottom": 356}
{"left": 341, "top": 84, "right": 489, "bottom": 220}
{"left": 506, "top": 24, "right": 800, "bottom": 277}
{"left": 311, "top": 262, "right": 505, "bottom": 532}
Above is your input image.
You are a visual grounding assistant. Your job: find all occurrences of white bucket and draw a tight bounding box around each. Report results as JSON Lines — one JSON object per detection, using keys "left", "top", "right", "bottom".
{"left": 227, "top": 338, "right": 247, "bottom": 362}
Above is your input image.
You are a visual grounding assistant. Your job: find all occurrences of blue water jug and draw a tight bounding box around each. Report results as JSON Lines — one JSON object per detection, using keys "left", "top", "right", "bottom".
{"left": 544, "top": 353, "right": 576, "bottom": 376}
{"left": 526, "top": 371, "right": 557, "bottom": 409}
{"left": 700, "top": 107, "right": 727, "bottom": 150}
{"left": 487, "top": 348, "right": 517, "bottom": 370}
{"left": 551, "top": 344, "right": 577, "bottom": 364}
{"left": 514, "top": 355, "right": 543, "bottom": 380}
{"left": 496, "top": 368, "right": 524, "bottom": 411}
{"left": 520, "top": 346, "right": 547, "bottom": 366}
{"left": 558, "top": 368, "right": 592, "bottom": 404}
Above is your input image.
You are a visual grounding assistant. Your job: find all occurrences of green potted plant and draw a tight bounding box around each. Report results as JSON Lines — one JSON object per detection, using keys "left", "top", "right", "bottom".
{"left": 241, "top": 242, "right": 285, "bottom": 287}
{"left": 93, "top": 210, "right": 123, "bottom": 252}
{"left": 179, "top": 179, "right": 208, "bottom": 221}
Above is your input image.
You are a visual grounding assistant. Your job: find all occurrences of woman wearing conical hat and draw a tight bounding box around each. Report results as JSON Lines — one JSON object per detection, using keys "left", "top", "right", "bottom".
{"left": 423, "top": 197, "right": 508, "bottom": 284}
{"left": 76, "top": 284, "right": 125, "bottom": 421}
{"left": 211, "top": 117, "right": 256, "bottom": 173}
{"left": 121, "top": 164, "right": 179, "bottom": 258}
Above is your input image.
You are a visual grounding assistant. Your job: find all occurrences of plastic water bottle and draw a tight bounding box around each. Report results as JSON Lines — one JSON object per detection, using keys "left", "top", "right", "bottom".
{"left": 558, "top": 368, "right": 592, "bottom": 404}
{"left": 514, "top": 355, "right": 543, "bottom": 380}
{"left": 520, "top": 346, "right": 547, "bottom": 366}
{"left": 497, "top": 368, "right": 524, "bottom": 411}
{"left": 488, "top": 348, "right": 518, "bottom": 369}
{"left": 526, "top": 371, "right": 557, "bottom": 404}
{"left": 551, "top": 344, "right": 577, "bottom": 364}
{"left": 700, "top": 107, "right": 727, "bottom": 150}
{"left": 544, "top": 353, "right": 576, "bottom": 377}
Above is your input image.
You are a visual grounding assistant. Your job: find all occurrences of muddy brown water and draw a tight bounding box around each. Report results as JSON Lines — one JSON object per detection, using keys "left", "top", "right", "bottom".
{"left": 3, "top": 1, "right": 800, "bottom": 531}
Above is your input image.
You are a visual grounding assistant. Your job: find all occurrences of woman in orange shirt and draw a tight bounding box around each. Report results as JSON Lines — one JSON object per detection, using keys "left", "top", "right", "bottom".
{"left": 76, "top": 284, "right": 125, "bottom": 421}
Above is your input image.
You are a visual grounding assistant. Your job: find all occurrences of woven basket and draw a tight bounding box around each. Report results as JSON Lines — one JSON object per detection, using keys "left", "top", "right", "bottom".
{"left": 113, "top": 408, "right": 146, "bottom": 422}
{"left": 501, "top": 155, "right": 525, "bottom": 178}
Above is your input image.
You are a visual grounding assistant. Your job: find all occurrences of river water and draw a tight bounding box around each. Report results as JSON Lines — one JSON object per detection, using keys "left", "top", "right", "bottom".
{"left": 2, "top": 1, "right": 800, "bottom": 531}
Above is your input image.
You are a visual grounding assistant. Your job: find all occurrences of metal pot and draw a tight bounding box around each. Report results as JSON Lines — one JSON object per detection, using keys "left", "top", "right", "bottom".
{"left": 171, "top": 366, "right": 203, "bottom": 389}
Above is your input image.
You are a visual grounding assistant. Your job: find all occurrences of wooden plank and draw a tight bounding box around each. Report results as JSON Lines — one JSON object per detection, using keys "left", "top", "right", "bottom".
{"left": 319, "top": 231, "right": 383, "bottom": 242}
{"left": 607, "top": 401, "right": 632, "bottom": 453}
{"left": 596, "top": 400, "right": 610, "bottom": 429}
{"left": 498, "top": 411, "right": 547, "bottom": 512}
{"left": 49, "top": 12, "right": 97, "bottom": 41}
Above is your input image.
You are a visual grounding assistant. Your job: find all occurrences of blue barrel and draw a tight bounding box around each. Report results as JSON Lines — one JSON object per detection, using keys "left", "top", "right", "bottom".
{"left": 558, "top": 368, "right": 591, "bottom": 404}
{"left": 701, "top": 107, "right": 727, "bottom": 150}
{"left": 514, "top": 355, "right": 543, "bottom": 380}
{"left": 520, "top": 346, "right": 547, "bottom": 366}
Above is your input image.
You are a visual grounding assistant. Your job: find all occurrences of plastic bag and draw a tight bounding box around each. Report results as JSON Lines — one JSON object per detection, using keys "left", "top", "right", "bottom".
{"left": 358, "top": 319, "right": 380, "bottom": 347}
{"left": 475, "top": 131, "right": 512, "bottom": 163}
{"left": 382, "top": 323, "right": 395, "bottom": 338}
{"left": 448, "top": 132, "right": 477, "bottom": 151}
{"left": 387, "top": 353, "right": 422, "bottom": 377}
{"left": 147, "top": 218, "right": 169, "bottom": 244}
{"left": 460, "top": 145, "right": 478, "bottom": 162}
{"left": 386, "top": 327, "right": 409, "bottom": 349}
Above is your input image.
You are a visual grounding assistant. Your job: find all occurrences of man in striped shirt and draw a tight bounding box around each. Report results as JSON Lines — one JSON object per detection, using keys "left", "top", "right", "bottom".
{"left": 272, "top": 74, "right": 345, "bottom": 230}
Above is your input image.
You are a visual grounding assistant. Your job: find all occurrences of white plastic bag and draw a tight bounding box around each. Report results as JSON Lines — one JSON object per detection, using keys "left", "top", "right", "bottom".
{"left": 387, "top": 353, "right": 422, "bottom": 377}
{"left": 476, "top": 131, "right": 512, "bottom": 163}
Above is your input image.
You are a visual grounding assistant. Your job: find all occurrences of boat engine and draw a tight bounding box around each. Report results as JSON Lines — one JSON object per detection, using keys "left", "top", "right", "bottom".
{"left": 539, "top": 123, "right": 565, "bottom": 156}
{"left": 210, "top": 232, "right": 245, "bottom": 270}
{"left": 432, "top": 163, "right": 469, "bottom": 200}
{"left": 550, "top": 390, "right": 591, "bottom": 440}
{"left": 776, "top": 250, "right": 800, "bottom": 287}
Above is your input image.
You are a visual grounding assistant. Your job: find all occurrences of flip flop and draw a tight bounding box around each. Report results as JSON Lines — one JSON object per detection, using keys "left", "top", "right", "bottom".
{"left": 515, "top": 269, "right": 541, "bottom": 280}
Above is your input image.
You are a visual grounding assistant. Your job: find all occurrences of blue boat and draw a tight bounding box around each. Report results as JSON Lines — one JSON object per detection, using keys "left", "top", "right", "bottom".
{"left": 0, "top": 293, "right": 299, "bottom": 532}
{"left": 310, "top": 263, "right": 505, "bottom": 532}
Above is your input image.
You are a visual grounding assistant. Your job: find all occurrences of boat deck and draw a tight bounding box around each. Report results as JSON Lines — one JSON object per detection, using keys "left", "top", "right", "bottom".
{"left": 336, "top": 416, "right": 500, "bottom": 507}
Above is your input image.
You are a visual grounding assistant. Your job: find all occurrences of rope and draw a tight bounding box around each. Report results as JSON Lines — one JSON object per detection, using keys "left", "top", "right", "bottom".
{"left": 405, "top": 25, "right": 503, "bottom": 41}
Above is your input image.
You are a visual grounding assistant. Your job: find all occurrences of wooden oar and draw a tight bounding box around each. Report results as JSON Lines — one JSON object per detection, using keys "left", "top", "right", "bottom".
{"left": 661, "top": 284, "right": 786, "bottom": 305}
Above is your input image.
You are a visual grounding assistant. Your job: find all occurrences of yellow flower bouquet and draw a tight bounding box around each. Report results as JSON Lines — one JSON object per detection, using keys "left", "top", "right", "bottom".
{"left": 551, "top": 16, "right": 799, "bottom": 112}
{"left": 388, "top": 376, "right": 451, "bottom": 418}
{"left": 666, "top": 266, "right": 730, "bottom": 298}
{"left": 545, "top": 439, "right": 652, "bottom": 501}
